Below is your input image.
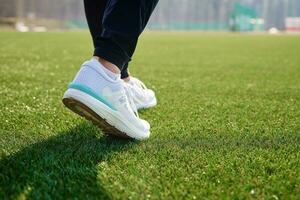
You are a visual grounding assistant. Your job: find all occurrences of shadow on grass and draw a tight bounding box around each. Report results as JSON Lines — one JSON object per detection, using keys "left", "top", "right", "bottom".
{"left": 0, "top": 122, "right": 136, "bottom": 199}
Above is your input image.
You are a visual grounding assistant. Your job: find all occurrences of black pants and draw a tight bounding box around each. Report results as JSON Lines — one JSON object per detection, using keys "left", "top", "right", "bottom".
{"left": 84, "top": 0, "right": 159, "bottom": 79}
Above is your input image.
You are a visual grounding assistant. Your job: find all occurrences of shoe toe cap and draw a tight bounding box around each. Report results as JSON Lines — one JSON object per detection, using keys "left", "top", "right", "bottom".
{"left": 146, "top": 89, "right": 155, "bottom": 98}
{"left": 141, "top": 119, "right": 150, "bottom": 131}
{"left": 135, "top": 119, "right": 150, "bottom": 140}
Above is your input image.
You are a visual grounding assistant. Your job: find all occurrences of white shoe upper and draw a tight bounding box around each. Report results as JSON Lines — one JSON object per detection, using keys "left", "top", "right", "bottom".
{"left": 124, "top": 77, "right": 157, "bottom": 110}
{"left": 70, "top": 58, "right": 150, "bottom": 139}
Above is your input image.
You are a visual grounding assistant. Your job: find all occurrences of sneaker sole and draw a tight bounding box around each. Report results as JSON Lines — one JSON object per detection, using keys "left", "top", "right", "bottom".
{"left": 62, "top": 89, "right": 150, "bottom": 140}
{"left": 63, "top": 97, "right": 130, "bottom": 139}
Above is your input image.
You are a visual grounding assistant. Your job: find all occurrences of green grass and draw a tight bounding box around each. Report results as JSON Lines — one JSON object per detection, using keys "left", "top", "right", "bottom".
{"left": 0, "top": 31, "right": 300, "bottom": 199}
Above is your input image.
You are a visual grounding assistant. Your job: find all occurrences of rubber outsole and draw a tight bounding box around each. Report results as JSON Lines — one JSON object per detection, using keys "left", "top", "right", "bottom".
{"left": 62, "top": 97, "right": 131, "bottom": 139}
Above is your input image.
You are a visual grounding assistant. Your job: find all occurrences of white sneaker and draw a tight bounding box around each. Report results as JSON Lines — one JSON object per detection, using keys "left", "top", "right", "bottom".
{"left": 124, "top": 77, "right": 157, "bottom": 110}
{"left": 62, "top": 58, "right": 150, "bottom": 140}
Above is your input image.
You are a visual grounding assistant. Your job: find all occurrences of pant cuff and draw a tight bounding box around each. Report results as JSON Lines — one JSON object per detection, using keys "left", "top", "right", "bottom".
{"left": 121, "top": 68, "right": 129, "bottom": 79}
{"left": 93, "top": 38, "right": 130, "bottom": 70}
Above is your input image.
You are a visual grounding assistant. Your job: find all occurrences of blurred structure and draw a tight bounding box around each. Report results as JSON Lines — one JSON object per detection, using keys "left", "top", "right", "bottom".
{"left": 229, "top": 4, "right": 265, "bottom": 32}
{"left": 285, "top": 17, "right": 300, "bottom": 32}
{"left": 0, "top": 0, "right": 300, "bottom": 32}
{"left": 149, "top": 0, "right": 300, "bottom": 32}
{"left": 0, "top": 0, "right": 85, "bottom": 30}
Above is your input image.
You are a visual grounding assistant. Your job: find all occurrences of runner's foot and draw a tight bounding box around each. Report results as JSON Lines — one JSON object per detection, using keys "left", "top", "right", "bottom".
{"left": 62, "top": 58, "right": 150, "bottom": 140}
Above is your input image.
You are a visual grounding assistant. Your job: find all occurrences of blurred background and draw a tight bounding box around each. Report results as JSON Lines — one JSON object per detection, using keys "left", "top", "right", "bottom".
{"left": 0, "top": 0, "right": 300, "bottom": 33}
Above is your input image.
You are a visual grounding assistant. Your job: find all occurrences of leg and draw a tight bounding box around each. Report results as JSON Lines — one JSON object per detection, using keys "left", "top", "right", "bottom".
{"left": 120, "top": 0, "right": 159, "bottom": 79}
{"left": 83, "top": 0, "right": 108, "bottom": 49}
{"left": 63, "top": 0, "right": 158, "bottom": 140}
{"left": 84, "top": 0, "right": 121, "bottom": 74}
{"left": 84, "top": 0, "right": 158, "bottom": 75}
{"left": 93, "top": 0, "right": 159, "bottom": 70}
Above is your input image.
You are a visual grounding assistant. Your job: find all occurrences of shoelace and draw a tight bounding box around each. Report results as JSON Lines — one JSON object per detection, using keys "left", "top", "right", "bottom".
{"left": 131, "top": 77, "right": 148, "bottom": 90}
{"left": 123, "top": 83, "right": 139, "bottom": 118}
{"left": 128, "top": 78, "right": 149, "bottom": 101}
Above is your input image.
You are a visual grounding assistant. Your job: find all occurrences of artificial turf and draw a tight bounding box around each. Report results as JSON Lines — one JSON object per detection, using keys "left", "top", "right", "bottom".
{"left": 0, "top": 31, "right": 300, "bottom": 199}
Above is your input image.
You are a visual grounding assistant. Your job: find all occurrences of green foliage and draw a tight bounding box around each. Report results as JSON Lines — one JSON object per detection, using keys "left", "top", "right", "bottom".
{"left": 0, "top": 31, "right": 300, "bottom": 199}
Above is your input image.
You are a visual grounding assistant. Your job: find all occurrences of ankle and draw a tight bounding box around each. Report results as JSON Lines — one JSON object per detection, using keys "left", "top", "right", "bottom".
{"left": 93, "top": 56, "right": 120, "bottom": 74}
{"left": 122, "top": 76, "right": 131, "bottom": 83}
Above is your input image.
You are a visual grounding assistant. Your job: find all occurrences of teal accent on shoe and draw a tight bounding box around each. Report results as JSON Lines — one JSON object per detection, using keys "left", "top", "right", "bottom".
{"left": 68, "top": 83, "right": 116, "bottom": 111}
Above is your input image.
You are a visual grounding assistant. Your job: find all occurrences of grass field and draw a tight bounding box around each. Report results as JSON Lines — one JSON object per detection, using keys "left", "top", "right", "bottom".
{"left": 0, "top": 31, "right": 300, "bottom": 199}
